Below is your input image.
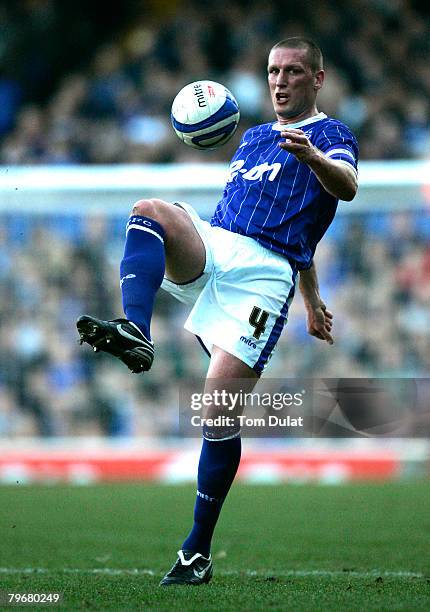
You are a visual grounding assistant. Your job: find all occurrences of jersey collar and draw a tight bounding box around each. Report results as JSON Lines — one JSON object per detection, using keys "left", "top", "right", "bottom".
{"left": 272, "top": 112, "right": 327, "bottom": 131}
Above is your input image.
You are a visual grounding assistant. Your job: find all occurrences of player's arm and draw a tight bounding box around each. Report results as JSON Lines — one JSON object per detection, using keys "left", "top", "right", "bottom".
{"left": 279, "top": 128, "right": 357, "bottom": 201}
{"left": 299, "top": 261, "right": 334, "bottom": 345}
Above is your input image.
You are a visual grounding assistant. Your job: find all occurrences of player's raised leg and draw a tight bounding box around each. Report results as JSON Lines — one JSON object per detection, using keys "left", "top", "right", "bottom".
{"left": 160, "top": 346, "right": 258, "bottom": 586}
{"left": 77, "top": 198, "right": 206, "bottom": 372}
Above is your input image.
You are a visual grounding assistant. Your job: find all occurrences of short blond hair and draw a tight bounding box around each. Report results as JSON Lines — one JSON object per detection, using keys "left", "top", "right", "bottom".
{"left": 271, "top": 37, "right": 323, "bottom": 73}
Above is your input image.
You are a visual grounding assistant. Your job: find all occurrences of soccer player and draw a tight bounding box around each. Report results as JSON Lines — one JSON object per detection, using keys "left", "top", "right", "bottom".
{"left": 77, "top": 37, "right": 358, "bottom": 585}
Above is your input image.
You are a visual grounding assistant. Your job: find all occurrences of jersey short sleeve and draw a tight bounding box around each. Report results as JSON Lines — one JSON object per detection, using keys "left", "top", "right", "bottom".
{"left": 316, "top": 120, "right": 359, "bottom": 172}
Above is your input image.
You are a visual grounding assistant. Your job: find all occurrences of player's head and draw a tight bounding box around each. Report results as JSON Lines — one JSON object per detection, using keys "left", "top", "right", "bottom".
{"left": 268, "top": 37, "right": 324, "bottom": 123}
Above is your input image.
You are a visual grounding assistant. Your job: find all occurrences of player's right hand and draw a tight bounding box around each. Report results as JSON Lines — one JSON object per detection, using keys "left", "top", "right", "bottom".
{"left": 306, "top": 302, "right": 334, "bottom": 345}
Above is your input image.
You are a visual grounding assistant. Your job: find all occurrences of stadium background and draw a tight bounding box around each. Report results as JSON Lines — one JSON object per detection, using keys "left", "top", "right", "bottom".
{"left": 0, "top": 0, "right": 429, "bottom": 476}
{"left": 0, "top": 2, "right": 430, "bottom": 609}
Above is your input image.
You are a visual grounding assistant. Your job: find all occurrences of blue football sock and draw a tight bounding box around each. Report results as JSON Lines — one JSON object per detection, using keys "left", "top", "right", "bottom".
{"left": 182, "top": 436, "right": 241, "bottom": 557}
{"left": 120, "top": 215, "right": 165, "bottom": 340}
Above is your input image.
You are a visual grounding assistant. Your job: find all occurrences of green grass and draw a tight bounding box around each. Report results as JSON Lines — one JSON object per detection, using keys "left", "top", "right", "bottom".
{"left": 0, "top": 482, "right": 429, "bottom": 610}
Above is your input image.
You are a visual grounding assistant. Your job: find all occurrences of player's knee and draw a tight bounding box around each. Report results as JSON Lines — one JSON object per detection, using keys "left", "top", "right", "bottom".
{"left": 131, "top": 198, "right": 167, "bottom": 221}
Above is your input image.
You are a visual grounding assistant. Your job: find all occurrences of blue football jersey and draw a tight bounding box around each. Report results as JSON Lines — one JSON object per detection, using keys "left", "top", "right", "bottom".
{"left": 210, "top": 112, "right": 358, "bottom": 270}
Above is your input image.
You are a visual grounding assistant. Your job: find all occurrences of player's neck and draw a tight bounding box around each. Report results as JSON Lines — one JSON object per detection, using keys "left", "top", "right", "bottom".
{"left": 276, "top": 106, "right": 319, "bottom": 125}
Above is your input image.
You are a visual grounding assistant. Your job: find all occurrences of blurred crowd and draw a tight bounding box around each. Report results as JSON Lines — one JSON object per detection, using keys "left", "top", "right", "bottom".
{"left": 0, "top": 0, "right": 429, "bottom": 164}
{"left": 0, "top": 210, "right": 428, "bottom": 438}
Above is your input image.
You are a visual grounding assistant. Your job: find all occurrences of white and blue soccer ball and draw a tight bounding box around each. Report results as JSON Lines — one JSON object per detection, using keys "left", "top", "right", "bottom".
{"left": 171, "top": 80, "right": 240, "bottom": 150}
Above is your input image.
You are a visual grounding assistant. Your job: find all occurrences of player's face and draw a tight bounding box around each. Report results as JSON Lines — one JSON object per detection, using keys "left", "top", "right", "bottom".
{"left": 267, "top": 47, "right": 324, "bottom": 123}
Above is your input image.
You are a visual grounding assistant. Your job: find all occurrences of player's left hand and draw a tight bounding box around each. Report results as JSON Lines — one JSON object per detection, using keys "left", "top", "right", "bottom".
{"left": 279, "top": 128, "right": 318, "bottom": 163}
{"left": 306, "top": 302, "right": 334, "bottom": 345}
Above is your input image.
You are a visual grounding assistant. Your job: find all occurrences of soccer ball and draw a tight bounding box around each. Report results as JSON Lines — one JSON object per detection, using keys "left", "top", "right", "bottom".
{"left": 171, "top": 80, "right": 240, "bottom": 150}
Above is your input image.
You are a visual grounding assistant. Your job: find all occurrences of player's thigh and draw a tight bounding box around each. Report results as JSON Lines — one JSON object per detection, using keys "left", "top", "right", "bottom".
{"left": 206, "top": 346, "right": 259, "bottom": 381}
{"left": 132, "top": 198, "right": 205, "bottom": 283}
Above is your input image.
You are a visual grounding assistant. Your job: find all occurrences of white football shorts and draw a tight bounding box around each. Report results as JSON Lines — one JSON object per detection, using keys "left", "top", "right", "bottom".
{"left": 161, "top": 202, "right": 297, "bottom": 374}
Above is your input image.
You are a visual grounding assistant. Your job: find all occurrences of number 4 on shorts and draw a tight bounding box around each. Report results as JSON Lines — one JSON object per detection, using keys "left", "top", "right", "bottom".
{"left": 249, "top": 306, "right": 269, "bottom": 340}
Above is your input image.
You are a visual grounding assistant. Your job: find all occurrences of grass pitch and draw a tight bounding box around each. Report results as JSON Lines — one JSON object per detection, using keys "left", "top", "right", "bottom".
{"left": 0, "top": 482, "right": 429, "bottom": 610}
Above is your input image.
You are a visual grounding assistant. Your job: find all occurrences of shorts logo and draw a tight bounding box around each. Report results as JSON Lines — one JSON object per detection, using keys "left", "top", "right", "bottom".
{"left": 240, "top": 336, "right": 257, "bottom": 349}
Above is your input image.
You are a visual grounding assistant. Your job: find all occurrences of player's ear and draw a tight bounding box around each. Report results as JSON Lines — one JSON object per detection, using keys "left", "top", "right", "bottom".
{"left": 314, "top": 70, "right": 324, "bottom": 91}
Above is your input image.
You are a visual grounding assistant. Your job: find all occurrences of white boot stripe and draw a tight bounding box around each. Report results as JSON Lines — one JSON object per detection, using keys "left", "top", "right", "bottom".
{"left": 177, "top": 550, "right": 211, "bottom": 566}
{"left": 116, "top": 325, "right": 153, "bottom": 348}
